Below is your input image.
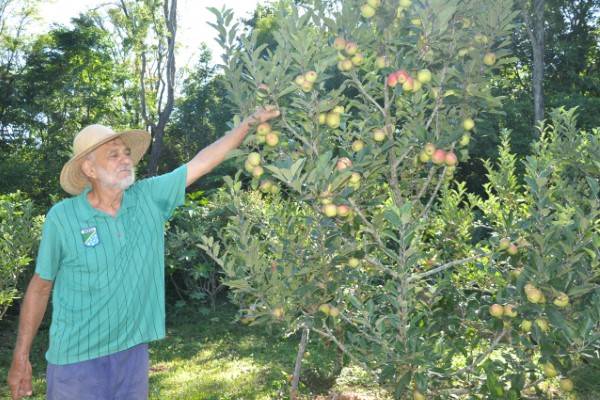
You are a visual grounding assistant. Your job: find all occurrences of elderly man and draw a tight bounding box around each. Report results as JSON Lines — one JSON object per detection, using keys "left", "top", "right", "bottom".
{"left": 7, "top": 106, "right": 279, "bottom": 400}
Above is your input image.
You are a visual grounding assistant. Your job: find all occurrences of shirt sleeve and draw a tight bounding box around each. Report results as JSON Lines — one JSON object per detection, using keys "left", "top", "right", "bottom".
{"left": 34, "top": 212, "right": 62, "bottom": 281}
{"left": 142, "top": 164, "right": 188, "bottom": 220}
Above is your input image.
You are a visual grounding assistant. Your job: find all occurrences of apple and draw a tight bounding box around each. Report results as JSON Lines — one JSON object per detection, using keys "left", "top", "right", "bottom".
{"left": 301, "top": 80, "right": 313, "bottom": 92}
{"left": 402, "top": 77, "right": 415, "bottom": 92}
{"left": 483, "top": 52, "right": 497, "bottom": 66}
{"left": 507, "top": 243, "right": 518, "bottom": 255}
{"left": 489, "top": 304, "right": 504, "bottom": 318}
{"left": 458, "top": 48, "right": 469, "bottom": 57}
{"left": 255, "top": 134, "right": 266, "bottom": 144}
{"left": 535, "top": 318, "right": 550, "bottom": 332}
{"left": 336, "top": 157, "right": 352, "bottom": 171}
{"left": 444, "top": 151, "right": 458, "bottom": 166}
{"left": 349, "top": 172, "right": 361, "bottom": 184}
{"left": 474, "top": 33, "right": 489, "bottom": 45}
{"left": 553, "top": 292, "right": 569, "bottom": 308}
{"left": 323, "top": 204, "right": 338, "bottom": 217}
{"left": 333, "top": 37, "right": 346, "bottom": 50}
{"left": 259, "top": 180, "right": 273, "bottom": 193}
{"left": 526, "top": 288, "right": 543, "bottom": 304}
{"left": 387, "top": 73, "right": 399, "bottom": 87}
{"left": 319, "top": 113, "right": 326, "bottom": 125}
{"left": 375, "top": 55, "right": 388, "bottom": 69}
{"left": 352, "top": 140, "right": 365, "bottom": 152}
{"left": 463, "top": 117, "right": 475, "bottom": 131}
{"left": 244, "top": 161, "right": 255, "bottom": 173}
{"left": 265, "top": 132, "right": 279, "bottom": 146}
{"left": 411, "top": 18, "right": 422, "bottom": 26}
{"left": 542, "top": 362, "right": 558, "bottom": 378}
{"left": 247, "top": 152, "right": 261, "bottom": 166}
{"left": 348, "top": 257, "right": 360, "bottom": 267}
{"left": 270, "top": 184, "right": 280, "bottom": 194}
{"left": 411, "top": 79, "right": 422, "bottom": 92}
{"left": 396, "top": 70, "right": 410, "bottom": 83}
{"left": 252, "top": 165, "right": 264, "bottom": 178}
{"left": 459, "top": 134, "right": 470, "bottom": 146}
{"left": 344, "top": 41, "right": 358, "bottom": 56}
{"left": 373, "top": 128, "right": 386, "bottom": 142}
{"left": 319, "top": 303, "right": 331, "bottom": 315}
{"left": 333, "top": 105, "right": 345, "bottom": 114}
{"left": 328, "top": 306, "right": 340, "bottom": 317}
{"left": 351, "top": 53, "right": 365, "bottom": 66}
{"left": 326, "top": 112, "right": 341, "bottom": 129}
{"left": 367, "top": 0, "right": 381, "bottom": 7}
{"left": 417, "top": 69, "right": 432, "bottom": 84}
{"left": 338, "top": 59, "right": 354, "bottom": 72}
{"left": 360, "top": 4, "right": 376, "bottom": 18}
{"left": 257, "top": 122, "right": 271, "bottom": 135}
{"left": 504, "top": 304, "right": 518, "bottom": 318}
{"left": 272, "top": 307, "right": 284, "bottom": 319}
{"left": 424, "top": 143, "right": 436, "bottom": 155}
{"left": 431, "top": 149, "right": 446, "bottom": 165}
{"left": 499, "top": 238, "right": 511, "bottom": 250}
{"left": 559, "top": 378, "right": 574, "bottom": 392}
{"left": 419, "top": 151, "right": 430, "bottom": 163}
{"left": 337, "top": 204, "right": 351, "bottom": 217}
{"left": 304, "top": 70, "right": 318, "bottom": 83}
{"left": 520, "top": 320, "right": 532, "bottom": 332}
{"left": 413, "top": 390, "right": 425, "bottom": 400}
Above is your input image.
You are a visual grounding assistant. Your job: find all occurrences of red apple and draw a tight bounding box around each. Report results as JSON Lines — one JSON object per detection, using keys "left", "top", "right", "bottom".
{"left": 336, "top": 157, "right": 352, "bottom": 171}
{"left": 444, "top": 151, "right": 458, "bottom": 166}
{"left": 431, "top": 149, "right": 446, "bottom": 165}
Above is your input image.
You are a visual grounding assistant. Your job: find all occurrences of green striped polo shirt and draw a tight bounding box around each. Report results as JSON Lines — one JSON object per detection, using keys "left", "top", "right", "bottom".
{"left": 35, "top": 165, "right": 187, "bottom": 365}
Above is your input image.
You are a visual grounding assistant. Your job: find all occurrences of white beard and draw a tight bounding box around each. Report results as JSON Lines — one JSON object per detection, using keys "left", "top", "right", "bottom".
{"left": 96, "top": 165, "right": 136, "bottom": 191}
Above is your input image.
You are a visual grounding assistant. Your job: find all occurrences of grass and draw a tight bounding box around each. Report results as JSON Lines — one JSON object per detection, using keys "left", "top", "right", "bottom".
{"left": 0, "top": 301, "right": 343, "bottom": 400}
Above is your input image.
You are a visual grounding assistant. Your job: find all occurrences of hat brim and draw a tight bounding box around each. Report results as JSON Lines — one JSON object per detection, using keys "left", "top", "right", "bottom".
{"left": 60, "top": 130, "right": 151, "bottom": 195}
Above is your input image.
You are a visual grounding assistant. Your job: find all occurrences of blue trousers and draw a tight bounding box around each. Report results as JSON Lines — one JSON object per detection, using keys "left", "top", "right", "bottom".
{"left": 46, "top": 343, "right": 149, "bottom": 400}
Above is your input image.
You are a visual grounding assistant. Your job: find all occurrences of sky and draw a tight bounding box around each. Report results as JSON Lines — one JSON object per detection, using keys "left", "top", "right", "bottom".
{"left": 33, "top": 0, "right": 263, "bottom": 67}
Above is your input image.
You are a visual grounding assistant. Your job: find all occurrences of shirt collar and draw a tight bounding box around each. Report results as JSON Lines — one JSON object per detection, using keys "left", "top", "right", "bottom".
{"left": 77, "top": 184, "right": 137, "bottom": 221}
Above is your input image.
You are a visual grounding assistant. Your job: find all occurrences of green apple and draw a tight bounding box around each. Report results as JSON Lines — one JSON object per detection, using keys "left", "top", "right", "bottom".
{"left": 375, "top": 55, "right": 388, "bottom": 69}
{"left": 399, "top": 0, "right": 412, "bottom": 7}
{"left": 257, "top": 122, "right": 271, "bottom": 135}
{"left": 326, "top": 112, "right": 341, "bottom": 129}
{"left": 351, "top": 140, "right": 365, "bottom": 152}
{"left": 360, "top": 4, "right": 376, "bottom": 18}
{"left": 483, "top": 52, "right": 497, "bottom": 66}
{"left": 318, "top": 303, "right": 331, "bottom": 315}
{"left": 499, "top": 238, "right": 511, "bottom": 251}
{"left": 424, "top": 143, "right": 436, "bottom": 155}
{"left": 367, "top": 0, "right": 381, "bottom": 7}
{"left": 542, "top": 362, "right": 558, "bottom": 378}
{"left": 489, "top": 304, "right": 504, "bottom": 318}
{"left": 323, "top": 204, "right": 337, "bottom": 217}
{"left": 373, "top": 128, "right": 386, "bottom": 142}
{"left": 559, "top": 378, "right": 574, "bottom": 392}
{"left": 349, "top": 172, "right": 361, "bottom": 184}
{"left": 265, "top": 131, "right": 279, "bottom": 147}
{"left": 416, "top": 69, "right": 432, "bottom": 84}
{"left": 344, "top": 41, "right": 359, "bottom": 56}
{"left": 463, "top": 117, "right": 475, "bottom": 131}
{"left": 413, "top": 390, "right": 425, "bottom": 400}
{"left": 247, "top": 152, "right": 261, "bottom": 166}
{"left": 504, "top": 304, "right": 518, "bottom": 318}
{"left": 351, "top": 53, "right": 365, "bottom": 66}
{"left": 520, "top": 320, "right": 532, "bottom": 332}
{"left": 252, "top": 165, "right": 264, "bottom": 178}
{"left": 304, "top": 70, "right": 318, "bottom": 83}
{"left": 348, "top": 257, "right": 360, "bottom": 267}
{"left": 338, "top": 59, "right": 354, "bottom": 72}
{"left": 259, "top": 180, "right": 273, "bottom": 193}
{"left": 553, "top": 292, "right": 570, "bottom": 308}
{"left": 333, "top": 105, "right": 345, "bottom": 114}
{"left": 419, "top": 151, "right": 430, "bottom": 163}
{"left": 535, "top": 318, "right": 550, "bottom": 332}
{"left": 318, "top": 113, "right": 326, "bottom": 125}
{"left": 459, "top": 134, "right": 470, "bottom": 146}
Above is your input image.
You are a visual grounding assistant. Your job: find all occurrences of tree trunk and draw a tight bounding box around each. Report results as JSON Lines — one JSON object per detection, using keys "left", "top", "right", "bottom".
{"left": 146, "top": 0, "right": 177, "bottom": 175}
{"left": 290, "top": 327, "right": 310, "bottom": 400}
{"left": 527, "top": 0, "right": 545, "bottom": 126}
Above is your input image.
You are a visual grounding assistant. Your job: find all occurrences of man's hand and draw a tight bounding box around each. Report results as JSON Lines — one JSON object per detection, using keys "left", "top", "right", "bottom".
{"left": 7, "top": 355, "right": 33, "bottom": 399}
{"left": 245, "top": 105, "right": 281, "bottom": 127}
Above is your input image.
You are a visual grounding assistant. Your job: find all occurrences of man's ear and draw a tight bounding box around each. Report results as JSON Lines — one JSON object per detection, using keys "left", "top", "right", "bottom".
{"left": 81, "top": 159, "right": 96, "bottom": 180}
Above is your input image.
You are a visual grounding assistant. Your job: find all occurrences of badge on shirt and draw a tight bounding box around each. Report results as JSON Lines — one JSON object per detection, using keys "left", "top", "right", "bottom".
{"left": 81, "top": 226, "right": 100, "bottom": 247}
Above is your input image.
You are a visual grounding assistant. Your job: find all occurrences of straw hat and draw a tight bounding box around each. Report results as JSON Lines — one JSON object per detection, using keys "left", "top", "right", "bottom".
{"left": 60, "top": 124, "right": 151, "bottom": 195}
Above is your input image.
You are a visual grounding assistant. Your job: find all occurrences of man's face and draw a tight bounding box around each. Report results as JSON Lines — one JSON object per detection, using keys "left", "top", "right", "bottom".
{"left": 85, "top": 138, "right": 135, "bottom": 191}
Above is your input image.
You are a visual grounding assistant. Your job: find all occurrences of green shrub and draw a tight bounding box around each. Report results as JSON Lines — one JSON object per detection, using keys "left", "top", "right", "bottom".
{"left": 0, "top": 191, "right": 43, "bottom": 320}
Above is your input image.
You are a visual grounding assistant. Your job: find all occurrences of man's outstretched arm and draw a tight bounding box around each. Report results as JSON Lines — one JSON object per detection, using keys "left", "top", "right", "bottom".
{"left": 185, "top": 106, "right": 280, "bottom": 187}
{"left": 7, "top": 274, "right": 53, "bottom": 400}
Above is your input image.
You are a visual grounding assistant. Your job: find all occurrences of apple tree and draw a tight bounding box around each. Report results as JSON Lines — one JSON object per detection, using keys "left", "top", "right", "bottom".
{"left": 199, "top": 0, "right": 598, "bottom": 398}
